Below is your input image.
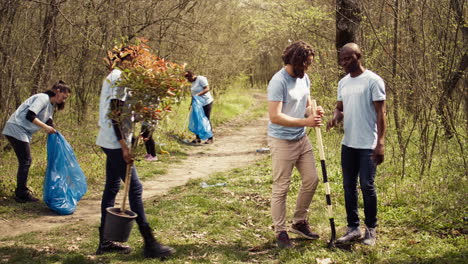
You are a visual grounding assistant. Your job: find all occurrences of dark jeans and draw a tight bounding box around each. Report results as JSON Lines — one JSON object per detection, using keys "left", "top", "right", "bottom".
{"left": 100, "top": 147, "right": 148, "bottom": 228}
{"left": 195, "top": 102, "right": 214, "bottom": 140}
{"left": 341, "top": 145, "right": 378, "bottom": 228}
{"left": 5, "top": 135, "right": 31, "bottom": 192}
{"left": 141, "top": 124, "right": 156, "bottom": 157}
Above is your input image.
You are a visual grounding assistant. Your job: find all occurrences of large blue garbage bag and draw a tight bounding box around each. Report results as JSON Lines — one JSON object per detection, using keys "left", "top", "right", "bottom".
{"left": 44, "top": 132, "right": 87, "bottom": 215}
{"left": 188, "top": 96, "right": 213, "bottom": 140}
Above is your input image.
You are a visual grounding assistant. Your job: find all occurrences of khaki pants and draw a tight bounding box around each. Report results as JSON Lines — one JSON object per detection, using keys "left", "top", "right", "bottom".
{"left": 268, "top": 135, "right": 319, "bottom": 233}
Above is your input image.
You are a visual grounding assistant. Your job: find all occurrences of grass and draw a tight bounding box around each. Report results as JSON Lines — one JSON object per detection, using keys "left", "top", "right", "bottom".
{"left": 0, "top": 156, "right": 465, "bottom": 263}
{"left": 0, "top": 76, "right": 466, "bottom": 263}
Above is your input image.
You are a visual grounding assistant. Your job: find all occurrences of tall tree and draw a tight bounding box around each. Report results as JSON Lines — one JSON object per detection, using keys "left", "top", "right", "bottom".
{"left": 31, "top": 0, "right": 62, "bottom": 94}
{"left": 336, "top": 0, "right": 362, "bottom": 52}
{"left": 436, "top": 0, "right": 468, "bottom": 138}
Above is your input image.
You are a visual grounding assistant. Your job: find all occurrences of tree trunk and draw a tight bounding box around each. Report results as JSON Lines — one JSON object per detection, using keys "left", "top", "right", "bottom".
{"left": 0, "top": 0, "right": 20, "bottom": 134}
{"left": 31, "top": 0, "right": 60, "bottom": 94}
{"left": 436, "top": 0, "right": 468, "bottom": 138}
{"left": 390, "top": 0, "right": 407, "bottom": 178}
{"left": 336, "top": 0, "right": 362, "bottom": 52}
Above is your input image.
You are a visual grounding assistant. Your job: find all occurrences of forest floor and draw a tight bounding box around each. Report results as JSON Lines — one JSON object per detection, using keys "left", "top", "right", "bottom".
{"left": 0, "top": 104, "right": 270, "bottom": 240}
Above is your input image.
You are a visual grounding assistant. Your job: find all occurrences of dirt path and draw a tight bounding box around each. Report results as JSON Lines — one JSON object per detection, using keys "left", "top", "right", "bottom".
{"left": 0, "top": 112, "right": 269, "bottom": 239}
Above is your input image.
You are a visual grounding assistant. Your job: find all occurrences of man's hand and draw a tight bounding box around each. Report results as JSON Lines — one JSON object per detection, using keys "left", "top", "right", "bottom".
{"left": 304, "top": 113, "right": 322, "bottom": 127}
{"left": 327, "top": 102, "right": 343, "bottom": 131}
{"left": 326, "top": 118, "right": 338, "bottom": 131}
{"left": 372, "top": 143, "right": 385, "bottom": 165}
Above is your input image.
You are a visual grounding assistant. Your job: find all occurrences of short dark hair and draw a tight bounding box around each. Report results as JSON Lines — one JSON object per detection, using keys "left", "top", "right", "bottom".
{"left": 282, "top": 41, "right": 315, "bottom": 67}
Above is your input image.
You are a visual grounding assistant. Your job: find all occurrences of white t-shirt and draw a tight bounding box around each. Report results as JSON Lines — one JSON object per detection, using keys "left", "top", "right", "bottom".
{"left": 96, "top": 69, "right": 131, "bottom": 149}
{"left": 190, "top": 76, "right": 213, "bottom": 106}
{"left": 267, "top": 68, "right": 310, "bottom": 140}
{"left": 337, "top": 70, "right": 386, "bottom": 149}
{"left": 2, "top": 93, "right": 54, "bottom": 142}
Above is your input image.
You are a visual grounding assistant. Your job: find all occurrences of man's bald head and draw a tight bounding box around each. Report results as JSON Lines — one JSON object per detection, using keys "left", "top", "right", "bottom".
{"left": 341, "top": 43, "right": 362, "bottom": 60}
{"left": 338, "top": 43, "right": 365, "bottom": 75}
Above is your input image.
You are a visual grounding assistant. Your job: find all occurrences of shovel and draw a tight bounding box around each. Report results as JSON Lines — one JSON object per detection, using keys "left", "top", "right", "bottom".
{"left": 311, "top": 100, "right": 336, "bottom": 248}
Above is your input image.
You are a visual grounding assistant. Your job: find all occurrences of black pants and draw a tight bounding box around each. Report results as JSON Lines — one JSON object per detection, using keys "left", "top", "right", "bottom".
{"left": 141, "top": 124, "right": 156, "bottom": 157}
{"left": 341, "top": 145, "right": 378, "bottom": 228}
{"left": 195, "top": 102, "right": 214, "bottom": 140}
{"left": 100, "top": 147, "right": 149, "bottom": 227}
{"left": 5, "top": 135, "right": 31, "bottom": 192}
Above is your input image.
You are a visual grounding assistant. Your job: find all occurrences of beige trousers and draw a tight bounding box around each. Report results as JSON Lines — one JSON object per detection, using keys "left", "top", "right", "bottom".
{"left": 268, "top": 135, "right": 319, "bottom": 233}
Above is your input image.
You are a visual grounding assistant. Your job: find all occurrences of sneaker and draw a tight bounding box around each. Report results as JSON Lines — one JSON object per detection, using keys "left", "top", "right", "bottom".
{"left": 14, "top": 189, "right": 39, "bottom": 203}
{"left": 336, "top": 226, "right": 362, "bottom": 243}
{"left": 204, "top": 138, "right": 214, "bottom": 144}
{"left": 144, "top": 154, "right": 151, "bottom": 159}
{"left": 362, "top": 227, "right": 376, "bottom": 246}
{"left": 276, "top": 231, "right": 292, "bottom": 249}
{"left": 290, "top": 220, "right": 320, "bottom": 239}
{"left": 145, "top": 155, "right": 158, "bottom": 162}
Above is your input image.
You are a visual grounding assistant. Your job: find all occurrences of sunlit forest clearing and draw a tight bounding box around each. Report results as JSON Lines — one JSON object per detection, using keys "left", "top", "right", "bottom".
{"left": 0, "top": 0, "right": 466, "bottom": 263}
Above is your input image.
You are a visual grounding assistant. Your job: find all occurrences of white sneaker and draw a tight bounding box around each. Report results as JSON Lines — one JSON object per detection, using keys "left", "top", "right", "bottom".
{"left": 362, "top": 227, "right": 376, "bottom": 246}
{"left": 336, "top": 227, "right": 362, "bottom": 243}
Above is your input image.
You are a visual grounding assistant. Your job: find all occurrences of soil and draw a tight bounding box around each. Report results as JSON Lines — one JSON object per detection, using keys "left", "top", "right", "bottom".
{"left": 0, "top": 105, "right": 269, "bottom": 239}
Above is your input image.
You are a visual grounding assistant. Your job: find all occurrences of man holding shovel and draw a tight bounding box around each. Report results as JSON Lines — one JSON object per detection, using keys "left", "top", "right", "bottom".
{"left": 267, "top": 40, "right": 324, "bottom": 248}
{"left": 327, "top": 43, "right": 386, "bottom": 246}
{"left": 95, "top": 46, "right": 175, "bottom": 259}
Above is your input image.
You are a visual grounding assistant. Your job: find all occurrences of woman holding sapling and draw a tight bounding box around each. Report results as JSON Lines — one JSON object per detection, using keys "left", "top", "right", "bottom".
{"left": 95, "top": 45, "right": 175, "bottom": 259}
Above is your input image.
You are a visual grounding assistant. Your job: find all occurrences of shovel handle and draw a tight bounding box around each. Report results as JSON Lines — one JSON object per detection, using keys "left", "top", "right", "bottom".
{"left": 311, "top": 100, "right": 337, "bottom": 245}
{"left": 311, "top": 100, "right": 325, "bottom": 161}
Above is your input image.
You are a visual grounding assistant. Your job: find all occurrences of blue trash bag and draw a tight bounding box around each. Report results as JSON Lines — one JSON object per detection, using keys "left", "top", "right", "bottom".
{"left": 188, "top": 96, "right": 213, "bottom": 140}
{"left": 44, "top": 132, "right": 87, "bottom": 215}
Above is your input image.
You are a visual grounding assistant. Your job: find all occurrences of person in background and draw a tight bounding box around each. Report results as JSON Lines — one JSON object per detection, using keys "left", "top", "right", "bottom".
{"left": 141, "top": 121, "right": 158, "bottom": 161}
{"left": 327, "top": 42, "right": 386, "bottom": 246}
{"left": 2, "top": 81, "right": 71, "bottom": 203}
{"left": 267, "top": 40, "right": 324, "bottom": 248}
{"left": 95, "top": 47, "right": 175, "bottom": 259}
{"left": 185, "top": 70, "right": 214, "bottom": 144}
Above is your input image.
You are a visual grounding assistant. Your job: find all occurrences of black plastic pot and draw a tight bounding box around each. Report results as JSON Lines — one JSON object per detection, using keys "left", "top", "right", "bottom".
{"left": 103, "top": 207, "right": 138, "bottom": 242}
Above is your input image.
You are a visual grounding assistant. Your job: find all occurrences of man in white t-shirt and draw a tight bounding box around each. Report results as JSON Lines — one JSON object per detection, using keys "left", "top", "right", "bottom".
{"left": 267, "top": 41, "right": 324, "bottom": 248}
{"left": 185, "top": 71, "right": 214, "bottom": 144}
{"left": 327, "top": 43, "right": 387, "bottom": 246}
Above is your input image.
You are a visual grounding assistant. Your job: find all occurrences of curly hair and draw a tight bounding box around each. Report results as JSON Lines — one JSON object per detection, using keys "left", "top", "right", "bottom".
{"left": 282, "top": 41, "right": 315, "bottom": 67}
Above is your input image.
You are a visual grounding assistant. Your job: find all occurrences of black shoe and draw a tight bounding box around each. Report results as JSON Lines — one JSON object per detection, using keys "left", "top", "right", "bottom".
{"left": 191, "top": 139, "right": 201, "bottom": 144}
{"left": 14, "top": 189, "right": 39, "bottom": 203}
{"left": 276, "top": 231, "right": 293, "bottom": 248}
{"left": 96, "top": 226, "right": 132, "bottom": 255}
{"left": 96, "top": 240, "right": 132, "bottom": 255}
{"left": 290, "top": 220, "right": 320, "bottom": 240}
{"left": 204, "top": 138, "right": 214, "bottom": 144}
{"left": 139, "top": 225, "right": 175, "bottom": 259}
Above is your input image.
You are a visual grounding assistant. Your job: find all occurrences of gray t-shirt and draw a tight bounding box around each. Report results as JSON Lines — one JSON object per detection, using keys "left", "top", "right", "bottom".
{"left": 190, "top": 76, "right": 214, "bottom": 106}
{"left": 267, "top": 68, "right": 310, "bottom": 140}
{"left": 2, "top": 93, "right": 54, "bottom": 142}
{"left": 338, "top": 69, "right": 386, "bottom": 149}
{"left": 96, "top": 69, "right": 133, "bottom": 149}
